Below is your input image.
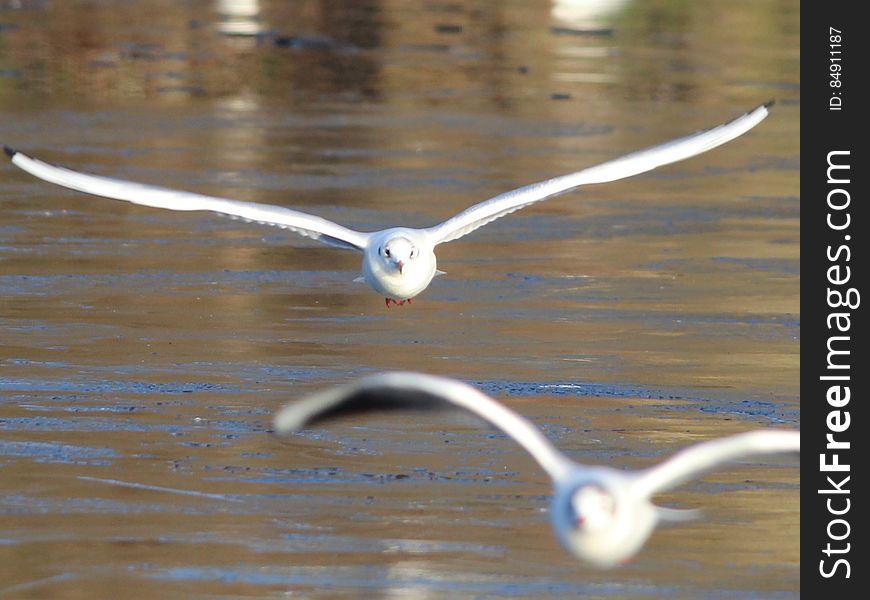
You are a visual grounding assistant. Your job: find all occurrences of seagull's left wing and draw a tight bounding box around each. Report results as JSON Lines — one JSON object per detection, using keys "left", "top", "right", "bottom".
{"left": 273, "top": 372, "right": 574, "bottom": 480}
{"left": 5, "top": 147, "right": 370, "bottom": 251}
{"left": 632, "top": 429, "right": 800, "bottom": 498}
{"left": 426, "top": 102, "right": 772, "bottom": 245}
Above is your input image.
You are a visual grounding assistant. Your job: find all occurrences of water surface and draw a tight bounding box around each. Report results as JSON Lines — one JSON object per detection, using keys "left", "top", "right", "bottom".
{"left": 1, "top": 1, "right": 799, "bottom": 597}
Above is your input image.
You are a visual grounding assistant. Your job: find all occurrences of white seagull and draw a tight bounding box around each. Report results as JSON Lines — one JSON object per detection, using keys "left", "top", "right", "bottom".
{"left": 5, "top": 102, "right": 771, "bottom": 306}
{"left": 273, "top": 372, "right": 800, "bottom": 568}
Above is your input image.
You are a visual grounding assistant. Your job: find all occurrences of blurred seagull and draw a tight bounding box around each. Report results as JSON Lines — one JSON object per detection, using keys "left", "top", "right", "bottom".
{"left": 273, "top": 371, "right": 800, "bottom": 568}
{"left": 5, "top": 102, "right": 771, "bottom": 306}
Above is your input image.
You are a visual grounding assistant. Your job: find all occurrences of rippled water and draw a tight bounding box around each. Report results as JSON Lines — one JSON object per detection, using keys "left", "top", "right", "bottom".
{"left": 1, "top": 1, "right": 799, "bottom": 598}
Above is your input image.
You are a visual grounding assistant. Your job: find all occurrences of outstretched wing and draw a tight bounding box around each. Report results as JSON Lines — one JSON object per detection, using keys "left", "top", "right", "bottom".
{"left": 5, "top": 147, "right": 370, "bottom": 251}
{"left": 426, "top": 102, "right": 773, "bottom": 245}
{"left": 273, "top": 371, "right": 574, "bottom": 480}
{"left": 632, "top": 429, "right": 800, "bottom": 498}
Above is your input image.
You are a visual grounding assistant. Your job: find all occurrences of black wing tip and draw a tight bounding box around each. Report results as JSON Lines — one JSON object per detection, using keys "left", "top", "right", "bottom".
{"left": 762, "top": 99, "right": 776, "bottom": 109}
{"left": 4, "top": 145, "right": 18, "bottom": 159}
{"left": 275, "top": 383, "right": 457, "bottom": 433}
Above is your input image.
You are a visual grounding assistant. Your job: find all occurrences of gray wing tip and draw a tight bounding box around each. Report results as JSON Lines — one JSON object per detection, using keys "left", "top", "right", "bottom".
{"left": 4, "top": 145, "right": 18, "bottom": 159}
{"left": 272, "top": 406, "right": 308, "bottom": 433}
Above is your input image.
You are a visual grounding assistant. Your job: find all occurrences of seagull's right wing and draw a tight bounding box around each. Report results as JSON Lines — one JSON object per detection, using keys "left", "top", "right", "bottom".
{"left": 273, "top": 372, "right": 574, "bottom": 480}
{"left": 5, "top": 147, "right": 370, "bottom": 251}
{"left": 426, "top": 102, "right": 772, "bottom": 245}
{"left": 632, "top": 429, "right": 800, "bottom": 499}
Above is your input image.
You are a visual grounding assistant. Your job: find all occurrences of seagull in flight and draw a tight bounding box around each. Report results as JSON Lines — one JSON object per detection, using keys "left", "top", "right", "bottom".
{"left": 5, "top": 102, "right": 771, "bottom": 306}
{"left": 273, "top": 371, "right": 800, "bottom": 568}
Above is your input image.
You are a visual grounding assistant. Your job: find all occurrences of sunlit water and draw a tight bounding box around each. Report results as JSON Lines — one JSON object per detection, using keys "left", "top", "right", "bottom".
{"left": 1, "top": 1, "right": 798, "bottom": 598}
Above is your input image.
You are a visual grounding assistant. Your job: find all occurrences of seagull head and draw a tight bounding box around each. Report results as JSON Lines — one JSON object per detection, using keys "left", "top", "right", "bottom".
{"left": 378, "top": 236, "right": 419, "bottom": 275}
{"left": 551, "top": 470, "right": 658, "bottom": 568}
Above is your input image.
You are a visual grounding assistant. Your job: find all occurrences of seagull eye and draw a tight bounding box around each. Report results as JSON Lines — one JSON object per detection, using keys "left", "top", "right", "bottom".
{"left": 384, "top": 248, "right": 391, "bottom": 257}
{"left": 410, "top": 248, "right": 418, "bottom": 259}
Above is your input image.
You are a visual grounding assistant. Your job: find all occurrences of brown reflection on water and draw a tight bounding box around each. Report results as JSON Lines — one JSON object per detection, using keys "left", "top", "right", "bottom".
{"left": 1, "top": 0, "right": 798, "bottom": 597}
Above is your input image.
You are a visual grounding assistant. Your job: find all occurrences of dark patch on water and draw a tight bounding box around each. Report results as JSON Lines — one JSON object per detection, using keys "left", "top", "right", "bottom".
{"left": 0, "top": 493, "right": 238, "bottom": 517}
{"left": 0, "top": 269, "right": 356, "bottom": 296}
{"left": 473, "top": 379, "right": 799, "bottom": 425}
{"left": 0, "top": 377, "right": 241, "bottom": 395}
{"left": 0, "top": 440, "right": 118, "bottom": 463}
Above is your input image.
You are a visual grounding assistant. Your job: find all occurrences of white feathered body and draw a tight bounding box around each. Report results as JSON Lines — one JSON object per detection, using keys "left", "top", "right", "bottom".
{"left": 361, "top": 228, "right": 438, "bottom": 301}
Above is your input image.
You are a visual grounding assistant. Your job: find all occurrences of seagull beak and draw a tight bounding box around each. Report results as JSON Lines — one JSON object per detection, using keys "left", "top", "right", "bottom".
{"left": 396, "top": 260, "right": 404, "bottom": 274}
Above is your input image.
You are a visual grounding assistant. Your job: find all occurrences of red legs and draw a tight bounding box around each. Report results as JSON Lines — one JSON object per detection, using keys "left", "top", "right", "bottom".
{"left": 385, "top": 298, "right": 413, "bottom": 307}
